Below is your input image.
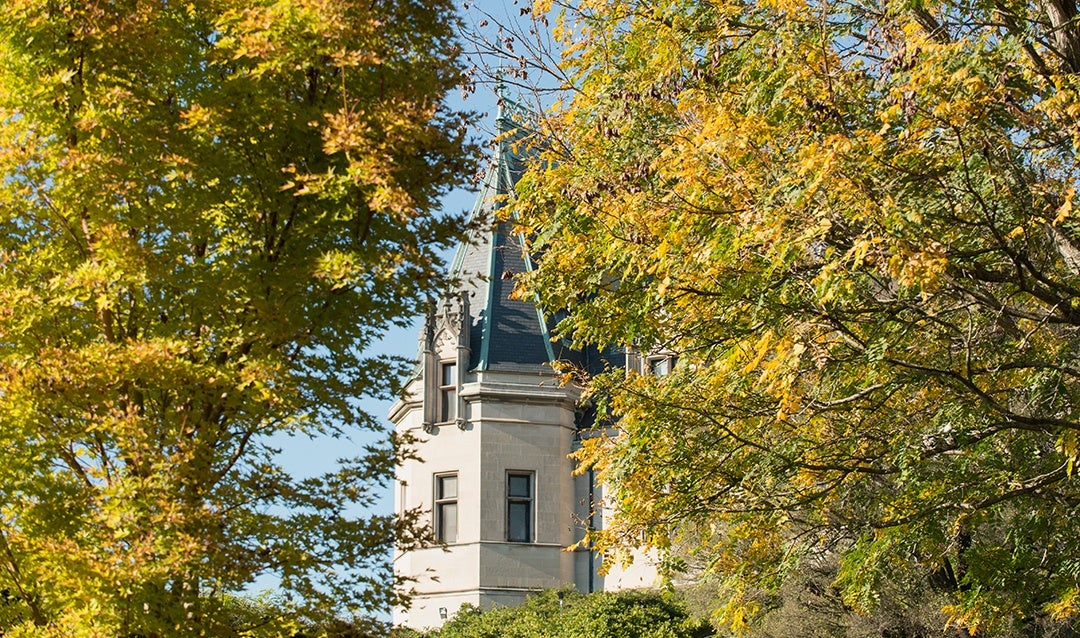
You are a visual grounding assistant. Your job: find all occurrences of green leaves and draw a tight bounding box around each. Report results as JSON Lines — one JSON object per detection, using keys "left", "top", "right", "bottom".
{"left": 515, "top": 0, "right": 1080, "bottom": 632}
{"left": 422, "top": 589, "right": 708, "bottom": 638}
{"left": 0, "top": 0, "right": 472, "bottom": 634}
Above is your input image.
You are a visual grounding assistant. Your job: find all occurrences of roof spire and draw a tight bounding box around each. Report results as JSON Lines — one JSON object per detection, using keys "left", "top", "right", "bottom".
{"left": 494, "top": 67, "right": 507, "bottom": 101}
{"left": 495, "top": 69, "right": 513, "bottom": 139}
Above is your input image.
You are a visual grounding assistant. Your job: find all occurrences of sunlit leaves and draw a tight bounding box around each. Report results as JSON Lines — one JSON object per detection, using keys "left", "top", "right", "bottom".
{"left": 0, "top": 0, "right": 472, "bottom": 634}
{"left": 516, "top": 0, "right": 1080, "bottom": 632}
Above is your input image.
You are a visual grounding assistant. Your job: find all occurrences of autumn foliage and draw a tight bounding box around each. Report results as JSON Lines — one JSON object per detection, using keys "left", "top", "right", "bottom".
{"left": 514, "top": 0, "right": 1080, "bottom": 632}
{"left": 0, "top": 0, "right": 471, "bottom": 635}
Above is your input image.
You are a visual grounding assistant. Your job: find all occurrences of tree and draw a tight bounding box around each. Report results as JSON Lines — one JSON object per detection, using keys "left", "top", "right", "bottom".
{"left": 0, "top": 0, "right": 473, "bottom": 635}
{"left": 680, "top": 549, "right": 963, "bottom": 638}
{"left": 513, "top": 0, "right": 1080, "bottom": 633}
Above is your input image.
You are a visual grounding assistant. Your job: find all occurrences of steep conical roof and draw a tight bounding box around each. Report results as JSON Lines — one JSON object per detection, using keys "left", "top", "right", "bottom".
{"left": 446, "top": 95, "right": 562, "bottom": 372}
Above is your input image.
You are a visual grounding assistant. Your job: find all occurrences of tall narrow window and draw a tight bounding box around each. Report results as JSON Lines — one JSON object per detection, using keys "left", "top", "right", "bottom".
{"left": 506, "top": 472, "right": 534, "bottom": 543}
{"left": 439, "top": 362, "right": 456, "bottom": 422}
{"left": 434, "top": 473, "right": 458, "bottom": 543}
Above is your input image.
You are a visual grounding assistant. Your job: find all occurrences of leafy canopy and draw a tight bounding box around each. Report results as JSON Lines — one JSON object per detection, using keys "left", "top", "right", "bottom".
{"left": 515, "top": 0, "right": 1080, "bottom": 632}
{"left": 0, "top": 0, "right": 473, "bottom": 635}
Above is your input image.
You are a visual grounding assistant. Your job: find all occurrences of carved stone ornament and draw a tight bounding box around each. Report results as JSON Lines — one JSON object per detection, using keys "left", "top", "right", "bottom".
{"left": 435, "top": 327, "right": 456, "bottom": 353}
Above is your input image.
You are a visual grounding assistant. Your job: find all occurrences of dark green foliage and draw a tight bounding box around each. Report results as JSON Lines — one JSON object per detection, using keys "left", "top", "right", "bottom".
{"left": 419, "top": 589, "right": 710, "bottom": 638}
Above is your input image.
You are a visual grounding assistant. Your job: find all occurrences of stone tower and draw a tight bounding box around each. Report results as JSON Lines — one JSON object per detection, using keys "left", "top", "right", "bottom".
{"left": 390, "top": 101, "right": 656, "bottom": 630}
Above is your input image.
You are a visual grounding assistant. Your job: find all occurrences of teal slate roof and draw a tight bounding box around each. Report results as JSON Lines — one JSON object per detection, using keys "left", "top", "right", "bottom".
{"left": 438, "top": 96, "right": 622, "bottom": 377}
{"left": 446, "top": 98, "right": 559, "bottom": 371}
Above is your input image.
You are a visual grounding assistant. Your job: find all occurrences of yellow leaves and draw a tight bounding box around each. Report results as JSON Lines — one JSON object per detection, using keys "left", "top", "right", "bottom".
{"left": 513, "top": 0, "right": 1080, "bottom": 631}
{"left": 179, "top": 103, "right": 214, "bottom": 131}
{"left": 714, "top": 584, "right": 762, "bottom": 634}
{"left": 795, "top": 135, "right": 852, "bottom": 179}
{"left": 1046, "top": 588, "right": 1080, "bottom": 622}
{"left": 317, "top": 101, "right": 433, "bottom": 218}
{"left": 48, "top": 223, "right": 152, "bottom": 316}
{"left": 314, "top": 249, "right": 368, "bottom": 290}
{"left": 0, "top": 0, "right": 469, "bottom": 629}
{"left": 1054, "top": 187, "right": 1076, "bottom": 226}
{"left": 1034, "top": 79, "right": 1080, "bottom": 121}
{"left": 321, "top": 109, "right": 374, "bottom": 157}
{"left": 740, "top": 330, "right": 773, "bottom": 375}
{"left": 571, "top": 431, "right": 615, "bottom": 477}
{"left": 1058, "top": 430, "right": 1079, "bottom": 476}
{"left": 847, "top": 235, "right": 882, "bottom": 268}
{"left": 941, "top": 598, "right": 1025, "bottom": 637}
{"left": 757, "top": 0, "right": 807, "bottom": 15}
{"left": 330, "top": 48, "right": 381, "bottom": 69}
{"left": 886, "top": 240, "right": 948, "bottom": 294}
{"left": 962, "top": 73, "right": 987, "bottom": 94}
{"left": 736, "top": 330, "right": 806, "bottom": 418}
{"left": 655, "top": 274, "right": 673, "bottom": 296}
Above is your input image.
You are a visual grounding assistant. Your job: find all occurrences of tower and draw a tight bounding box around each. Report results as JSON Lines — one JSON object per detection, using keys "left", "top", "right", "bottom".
{"left": 390, "top": 101, "right": 656, "bottom": 629}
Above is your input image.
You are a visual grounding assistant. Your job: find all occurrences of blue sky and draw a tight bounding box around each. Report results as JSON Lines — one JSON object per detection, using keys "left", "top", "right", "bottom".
{"left": 247, "top": 82, "right": 501, "bottom": 600}
{"left": 272, "top": 92, "right": 499, "bottom": 505}
{"left": 274, "top": 0, "right": 561, "bottom": 506}
{"left": 248, "top": 0, "right": 563, "bottom": 603}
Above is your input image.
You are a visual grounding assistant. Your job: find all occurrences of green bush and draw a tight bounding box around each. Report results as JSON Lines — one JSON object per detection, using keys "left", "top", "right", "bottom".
{"left": 421, "top": 589, "right": 710, "bottom": 638}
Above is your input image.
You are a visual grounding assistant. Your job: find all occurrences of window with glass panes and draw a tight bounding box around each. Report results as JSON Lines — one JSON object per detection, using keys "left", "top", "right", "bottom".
{"left": 506, "top": 472, "right": 533, "bottom": 543}
{"left": 439, "top": 362, "right": 456, "bottom": 422}
{"left": 434, "top": 473, "right": 457, "bottom": 543}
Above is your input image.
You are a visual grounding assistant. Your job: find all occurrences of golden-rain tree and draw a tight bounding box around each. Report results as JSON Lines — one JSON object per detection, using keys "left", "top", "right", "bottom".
{"left": 0, "top": 0, "right": 472, "bottom": 635}
{"left": 514, "top": 0, "right": 1080, "bottom": 632}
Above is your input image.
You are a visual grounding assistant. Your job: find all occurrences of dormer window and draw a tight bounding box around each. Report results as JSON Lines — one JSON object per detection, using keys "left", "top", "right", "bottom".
{"left": 439, "top": 361, "right": 456, "bottom": 423}
{"left": 646, "top": 354, "right": 676, "bottom": 377}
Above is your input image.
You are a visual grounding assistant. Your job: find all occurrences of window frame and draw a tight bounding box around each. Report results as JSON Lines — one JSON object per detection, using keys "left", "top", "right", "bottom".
{"left": 438, "top": 361, "right": 456, "bottom": 423}
{"left": 434, "top": 472, "right": 458, "bottom": 544}
{"left": 646, "top": 353, "right": 676, "bottom": 376}
{"left": 506, "top": 471, "right": 535, "bottom": 543}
